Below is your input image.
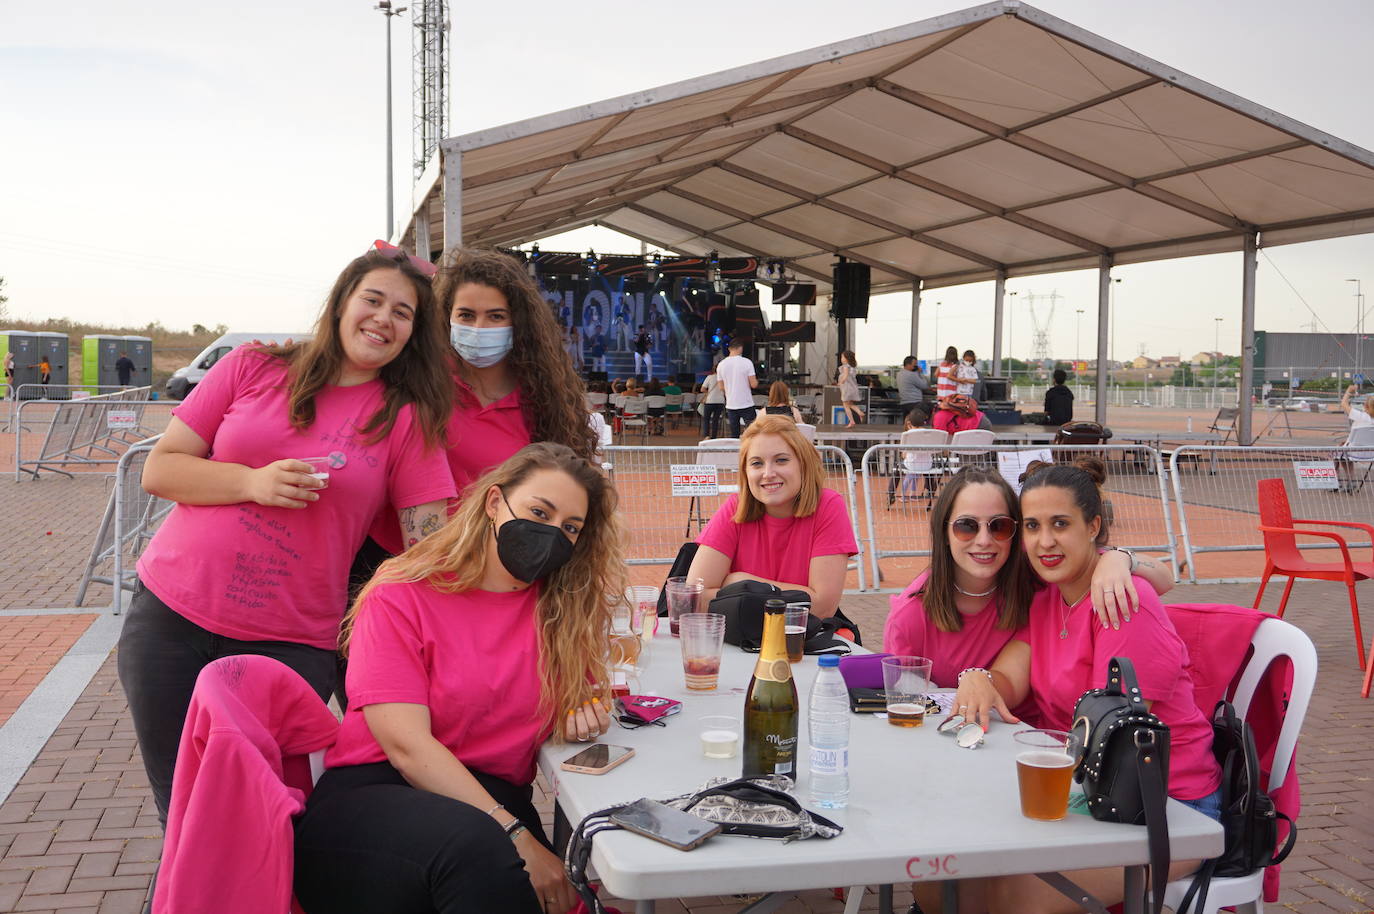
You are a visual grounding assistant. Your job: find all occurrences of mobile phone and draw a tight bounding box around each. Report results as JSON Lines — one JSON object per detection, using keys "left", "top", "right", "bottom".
{"left": 610, "top": 798, "right": 721, "bottom": 851}
{"left": 559, "top": 743, "right": 635, "bottom": 775}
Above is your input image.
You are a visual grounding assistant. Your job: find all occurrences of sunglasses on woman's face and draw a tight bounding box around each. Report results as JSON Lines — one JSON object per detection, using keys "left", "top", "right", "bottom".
{"left": 949, "top": 515, "right": 1017, "bottom": 542}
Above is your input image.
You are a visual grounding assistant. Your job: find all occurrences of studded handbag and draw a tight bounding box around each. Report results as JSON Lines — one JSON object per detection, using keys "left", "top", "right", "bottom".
{"left": 1070, "top": 656, "right": 1171, "bottom": 914}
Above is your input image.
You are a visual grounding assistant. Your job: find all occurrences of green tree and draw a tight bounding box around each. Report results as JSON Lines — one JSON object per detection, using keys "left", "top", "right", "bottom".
{"left": 1170, "top": 363, "right": 1195, "bottom": 386}
{"left": 0, "top": 276, "right": 8, "bottom": 322}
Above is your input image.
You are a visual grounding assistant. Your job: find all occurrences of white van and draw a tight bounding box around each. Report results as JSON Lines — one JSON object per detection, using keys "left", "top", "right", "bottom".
{"left": 166, "top": 332, "right": 309, "bottom": 400}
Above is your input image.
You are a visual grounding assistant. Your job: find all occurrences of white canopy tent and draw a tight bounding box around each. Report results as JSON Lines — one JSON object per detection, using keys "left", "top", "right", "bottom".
{"left": 399, "top": 0, "right": 1374, "bottom": 443}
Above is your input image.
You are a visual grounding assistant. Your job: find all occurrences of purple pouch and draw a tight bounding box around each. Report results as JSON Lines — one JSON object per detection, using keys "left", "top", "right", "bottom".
{"left": 838, "top": 653, "right": 892, "bottom": 689}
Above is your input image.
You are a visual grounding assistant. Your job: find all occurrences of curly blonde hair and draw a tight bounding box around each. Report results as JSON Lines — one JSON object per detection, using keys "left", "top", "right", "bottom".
{"left": 340, "top": 443, "right": 627, "bottom": 743}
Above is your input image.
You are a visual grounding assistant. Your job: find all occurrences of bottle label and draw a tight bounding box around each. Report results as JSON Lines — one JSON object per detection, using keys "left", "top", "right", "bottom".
{"left": 752, "top": 658, "right": 793, "bottom": 683}
{"left": 810, "top": 746, "right": 847, "bottom": 776}
{"left": 774, "top": 759, "right": 794, "bottom": 775}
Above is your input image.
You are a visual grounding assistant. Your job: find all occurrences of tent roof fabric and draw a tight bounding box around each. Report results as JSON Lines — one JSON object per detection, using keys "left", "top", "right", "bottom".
{"left": 410, "top": 1, "right": 1374, "bottom": 292}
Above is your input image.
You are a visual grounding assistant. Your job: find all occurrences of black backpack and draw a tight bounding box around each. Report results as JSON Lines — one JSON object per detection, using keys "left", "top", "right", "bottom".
{"left": 1176, "top": 700, "right": 1296, "bottom": 914}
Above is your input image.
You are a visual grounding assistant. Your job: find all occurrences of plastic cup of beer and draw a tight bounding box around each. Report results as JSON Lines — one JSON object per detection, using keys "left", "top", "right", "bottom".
{"left": 664, "top": 577, "right": 704, "bottom": 637}
{"left": 679, "top": 612, "right": 726, "bottom": 691}
{"left": 625, "top": 585, "right": 660, "bottom": 641}
{"left": 783, "top": 602, "right": 809, "bottom": 663}
{"left": 1014, "top": 729, "right": 1076, "bottom": 821}
{"left": 882, "top": 656, "right": 933, "bottom": 728}
{"left": 699, "top": 715, "right": 740, "bottom": 759}
{"left": 299, "top": 456, "right": 331, "bottom": 488}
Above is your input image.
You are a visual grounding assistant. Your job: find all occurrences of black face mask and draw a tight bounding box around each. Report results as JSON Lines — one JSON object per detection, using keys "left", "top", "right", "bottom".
{"left": 494, "top": 490, "right": 576, "bottom": 583}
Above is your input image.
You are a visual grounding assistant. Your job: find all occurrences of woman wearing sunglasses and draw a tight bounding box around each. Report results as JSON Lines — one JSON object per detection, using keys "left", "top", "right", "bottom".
{"left": 884, "top": 466, "right": 1174, "bottom": 690}
{"left": 936, "top": 458, "right": 1218, "bottom": 914}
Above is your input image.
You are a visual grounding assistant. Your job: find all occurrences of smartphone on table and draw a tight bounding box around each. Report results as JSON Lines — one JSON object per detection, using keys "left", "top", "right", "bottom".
{"left": 610, "top": 798, "right": 721, "bottom": 851}
{"left": 559, "top": 743, "right": 635, "bottom": 775}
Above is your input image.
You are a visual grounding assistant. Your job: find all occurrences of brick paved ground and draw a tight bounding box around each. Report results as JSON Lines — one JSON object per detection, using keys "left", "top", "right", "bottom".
{"left": 0, "top": 616, "right": 97, "bottom": 728}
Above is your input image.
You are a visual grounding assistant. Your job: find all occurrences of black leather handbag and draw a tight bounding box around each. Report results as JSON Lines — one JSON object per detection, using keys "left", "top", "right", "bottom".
{"left": 1070, "top": 657, "right": 1172, "bottom": 914}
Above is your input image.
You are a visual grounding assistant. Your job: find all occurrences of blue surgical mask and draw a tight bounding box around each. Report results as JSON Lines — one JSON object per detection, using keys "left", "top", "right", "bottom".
{"left": 451, "top": 324, "right": 513, "bottom": 367}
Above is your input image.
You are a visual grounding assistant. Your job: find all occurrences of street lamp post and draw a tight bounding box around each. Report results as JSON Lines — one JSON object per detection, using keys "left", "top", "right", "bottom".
{"left": 376, "top": 1, "right": 408, "bottom": 238}
{"left": 1214, "top": 317, "right": 1223, "bottom": 406}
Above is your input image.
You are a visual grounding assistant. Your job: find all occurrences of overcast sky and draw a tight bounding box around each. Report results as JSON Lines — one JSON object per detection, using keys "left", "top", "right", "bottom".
{"left": 3, "top": 0, "right": 1371, "bottom": 367}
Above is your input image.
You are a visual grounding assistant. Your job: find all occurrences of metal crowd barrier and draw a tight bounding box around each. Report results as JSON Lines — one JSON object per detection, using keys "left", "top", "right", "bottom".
{"left": 14, "top": 387, "right": 163, "bottom": 480}
{"left": 12, "top": 382, "right": 134, "bottom": 402}
{"left": 1170, "top": 444, "right": 1374, "bottom": 583}
{"left": 74, "top": 437, "right": 172, "bottom": 614}
{"left": 859, "top": 443, "right": 1178, "bottom": 591}
{"left": 599, "top": 444, "right": 868, "bottom": 591}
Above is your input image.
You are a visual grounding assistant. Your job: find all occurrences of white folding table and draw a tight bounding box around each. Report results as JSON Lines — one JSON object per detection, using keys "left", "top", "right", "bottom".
{"left": 538, "top": 634, "right": 1222, "bottom": 914}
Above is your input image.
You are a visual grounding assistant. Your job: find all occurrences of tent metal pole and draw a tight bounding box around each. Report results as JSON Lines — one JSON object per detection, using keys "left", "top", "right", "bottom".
{"left": 415, "top": 198, "right": 431, "bottom": 260}
{"left": 1095, "top": 255, "right": 1112, "bottom": 425}
{"left": 909, "top": 281, "right": 921, "bottom": 361}
{"left": 992, "top": 269, "right": 1006, "bottom": 376}
{"left": 1239, "top": 232, "right": 1258, "bottom": 445}
{"left": 443, "top": 149, "right": 463, "bottom": 248}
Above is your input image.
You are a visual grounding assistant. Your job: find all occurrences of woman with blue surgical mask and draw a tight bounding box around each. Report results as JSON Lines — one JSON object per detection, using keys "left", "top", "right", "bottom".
{"left": 349, "top": 248, "right": 597, "bottom": 601}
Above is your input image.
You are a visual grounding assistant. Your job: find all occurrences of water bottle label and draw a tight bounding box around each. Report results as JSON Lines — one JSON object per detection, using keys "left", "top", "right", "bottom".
{"left": 810, "top": 746, "right": 847, "bottom": 775}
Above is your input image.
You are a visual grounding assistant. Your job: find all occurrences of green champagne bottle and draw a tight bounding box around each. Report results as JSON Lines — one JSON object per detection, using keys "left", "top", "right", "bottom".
{"left": 742, "top": 599, "right": 799, "bottom": 781}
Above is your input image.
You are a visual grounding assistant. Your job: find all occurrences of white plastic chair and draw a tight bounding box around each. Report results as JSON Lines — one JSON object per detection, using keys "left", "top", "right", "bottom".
{"left": 890, "top": 428, "right": 948, "bottom": 508}
{"left": 663, "top": 392, "right": 686, "bottom": 429}
{"left": 796, "top": 422, "right": 817, "bottom": 443}
{"left": 947, "top": 428, "right": 995, "bottom": 472}
{"left": 1340, "top": 425, "right": 1374, "bottom": 493}
{"left": 1160, "top": 617, "right": 1317, "bottom": 914}
{"left": 586, "top": 390, "right": 608, "bottom": 411}
{"left": 619, "top": 396, "right": 649, "bottom": 444}
{"left": 645, "top": 394, "right": 668, "bottom": 435}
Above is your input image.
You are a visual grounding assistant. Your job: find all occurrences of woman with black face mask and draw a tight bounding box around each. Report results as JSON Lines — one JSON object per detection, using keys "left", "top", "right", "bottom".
{"left": 294, "top": 443, "right": 627, "bottom": 914}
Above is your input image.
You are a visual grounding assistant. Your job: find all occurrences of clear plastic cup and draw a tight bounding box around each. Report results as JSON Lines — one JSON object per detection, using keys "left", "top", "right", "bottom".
{"left": 699, "top": 715, "right": 740, "bottom": 759}
{"left": 625, "top": 585, "right": 659, "bottom": 641}
{"left": 882, "top": 656, "right": 933, "bottom": 728}
{"left": 679, "top": 612, "right": 726, "bottom": 691}
{"left": 664, "top": 576, "right": 704, "bottom": 637}
{"left": 299, "top": 456, "right": 331, "bottom": 488}
{"left": 1014, "top": 729, "right": 1076, "bottom": 820}
{"left": 783, "top": 602, "right": 809, "bottom": 663}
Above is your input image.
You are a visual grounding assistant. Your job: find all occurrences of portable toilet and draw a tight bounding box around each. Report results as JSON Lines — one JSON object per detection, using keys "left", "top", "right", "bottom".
{"left": 121, "top": 335, "right": 153, "bottom": 388}
{"left": 35, "top": 332, "right": 70, "bottom": 398}
{"left": 83, "top": 335, "right": 124, "bottom": 393}
{"left": 1, "top": 330, "right": 40, "bottom": 398}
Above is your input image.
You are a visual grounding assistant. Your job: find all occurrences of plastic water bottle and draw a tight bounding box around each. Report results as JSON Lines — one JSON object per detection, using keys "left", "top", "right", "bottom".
{"left": 807, "top": 654, "right": 850, "bottom": 808}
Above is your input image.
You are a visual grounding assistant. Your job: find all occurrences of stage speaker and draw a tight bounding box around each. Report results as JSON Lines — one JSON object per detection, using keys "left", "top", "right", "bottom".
{"left": 831, "top": 262, "right": 870, "bottom": 319}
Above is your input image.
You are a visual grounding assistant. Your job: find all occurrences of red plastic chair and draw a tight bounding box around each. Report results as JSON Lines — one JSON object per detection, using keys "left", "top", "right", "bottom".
{"left": 1254, "top": 477, "right": 1373, "bottom": 671}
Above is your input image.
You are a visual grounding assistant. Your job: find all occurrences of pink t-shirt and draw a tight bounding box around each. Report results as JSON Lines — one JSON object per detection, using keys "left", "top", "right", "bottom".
{"left": 137, "top": 347, "right": 456, "bottom": 650}
{"left": 884, "top": 571, "right": 1018, "bottom": 689}
{"left": 932, "top": 409, "right": 985, "bottom": 433}
{"left": 327, "top": 581, "right": 549, "bottom": 785}
{"left": 368, "top": 377, "right": 530, "bottom": 554}
{"left": 1022, "top": 578, "right": 1221, "bottom": 801}
{"left": 696, "top": 488, "right": 858, "bottom": 588}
